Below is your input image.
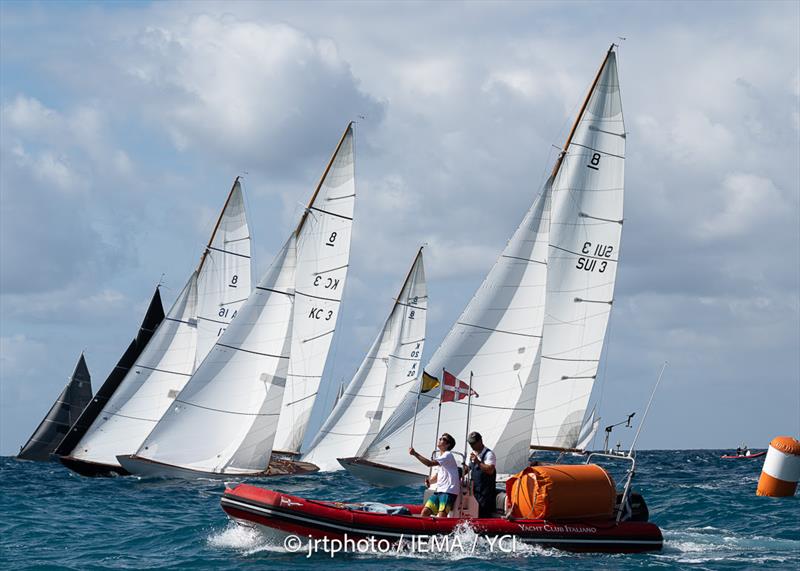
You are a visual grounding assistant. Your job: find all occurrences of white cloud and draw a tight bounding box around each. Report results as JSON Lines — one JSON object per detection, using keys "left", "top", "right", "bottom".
{"left": 696, "top": 173, "right": 785, "bottom": 240}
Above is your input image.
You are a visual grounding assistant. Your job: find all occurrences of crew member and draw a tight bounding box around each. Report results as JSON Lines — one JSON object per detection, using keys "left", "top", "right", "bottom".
{"left": 409, "top": 433, "right": 460, "bottom": 517}
{"left": 467, "top": 431, "right": 497, "bottom": 518}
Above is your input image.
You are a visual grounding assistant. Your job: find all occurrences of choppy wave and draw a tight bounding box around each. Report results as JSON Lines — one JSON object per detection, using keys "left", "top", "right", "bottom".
{"left": 2, "top": 451, "right": 799, "bottom": 569}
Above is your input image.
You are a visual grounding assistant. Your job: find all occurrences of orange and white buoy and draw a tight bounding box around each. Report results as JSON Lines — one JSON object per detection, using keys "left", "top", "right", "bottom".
{"left": 756, "top": 436, "right": 800, "bottom": 497}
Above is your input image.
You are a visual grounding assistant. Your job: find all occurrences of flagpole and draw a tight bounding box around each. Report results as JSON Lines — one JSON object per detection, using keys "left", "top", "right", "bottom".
{"left": 409, "top": 375, "right": 423, "bottom": 449}
{"left": 462, "top": 371, "right": 473, "bottom": 475}
{"left": 433, "top": 368, "right": 444, "bottom": 458}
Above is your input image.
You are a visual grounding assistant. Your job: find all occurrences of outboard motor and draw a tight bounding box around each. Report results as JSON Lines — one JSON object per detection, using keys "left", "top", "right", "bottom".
{"left": 615, "top": 491, "right": 649, "bottom": 522}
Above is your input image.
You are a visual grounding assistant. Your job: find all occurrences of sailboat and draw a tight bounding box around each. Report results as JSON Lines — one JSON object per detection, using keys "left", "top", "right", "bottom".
{"left": 54, "top": 287, "right": 165, "bottom": 471}
{"left": 117, "top": 123, "right": 356, "bottom": 479}
{"left": 301, "top": 248, "right": 427, "bottom": 471}
{"left": 341, "top": 44, "right": 625, "bottom": 487}
{"left": 340, "top": 176, "right": 551, "bottom": 486}
{"left": 221, "top": 48, "right": 662, "bottom": 553}
{"left": 17, "top": 354, "right": 93, "bottom": 461}
{"left": 59, "top": 179, "right": 252, "bottom": 476}
{"left": 530, "top": 43, "right": 625, "bottom": 452}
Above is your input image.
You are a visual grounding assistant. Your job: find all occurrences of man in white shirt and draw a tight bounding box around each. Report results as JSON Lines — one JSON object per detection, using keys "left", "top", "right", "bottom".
{"left": 409, "top": 433, "right": 460, "bottom": 517}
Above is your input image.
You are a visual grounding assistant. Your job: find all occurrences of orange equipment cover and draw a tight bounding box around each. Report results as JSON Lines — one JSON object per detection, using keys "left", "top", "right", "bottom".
{"left": 505, "top": 464, "right": 616, "bottom": 520}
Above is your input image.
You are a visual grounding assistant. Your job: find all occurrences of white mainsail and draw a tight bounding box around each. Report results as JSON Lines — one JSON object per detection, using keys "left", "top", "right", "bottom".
{"left": 301, "top": 249, "right": 427, "bottom": 471}
{"left": 356, "top": 182, "right": 552, "bottom": 477}
{"left": 67, "top": 180, "right": 252, "bottom": 469}
{"left": 532, "top": 50, "right": 625, "bottom": 449}
{"left": 133, "top": 237, "right": 297, "bottom": 474}
{"left": 126, "top": 124, "right": 355, "bottom": 475}
{"left": 273, "top": 127, "right": 356, "bottom": 455}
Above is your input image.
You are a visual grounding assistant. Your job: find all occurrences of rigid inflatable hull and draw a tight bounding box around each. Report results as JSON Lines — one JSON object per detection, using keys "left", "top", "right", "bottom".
{"left": 221, "top": 483, "right": 663, "bottom": 554}
{"left": 721, "top": 452, "right": 766, "bottom": 459}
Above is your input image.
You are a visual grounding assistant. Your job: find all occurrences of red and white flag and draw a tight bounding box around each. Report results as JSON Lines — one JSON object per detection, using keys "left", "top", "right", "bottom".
{"left": 441, "top": 370, "right": 478, "bottom": 402}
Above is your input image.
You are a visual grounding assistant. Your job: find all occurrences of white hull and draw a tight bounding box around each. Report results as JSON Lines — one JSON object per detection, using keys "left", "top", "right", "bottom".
{"left": 117, "top": 455, "right": 262, "bottom": 480}
{"left": 338, "top": 457, "right": 425, "bottom": 488}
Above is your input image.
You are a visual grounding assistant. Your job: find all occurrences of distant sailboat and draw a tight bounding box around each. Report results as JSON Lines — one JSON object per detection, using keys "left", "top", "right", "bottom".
{"left": 17, "top": 354, "right": 93, "bottom": 461}
{"left": 54, "top": 287, "right": 165, "bottom": 472}
{"left": 59, "top": 179, "right": 252, "bottom": 477}
{"left": 302, "top": 248, "right": 427, "bottom": 471}
{"left": 118, "top": 123, "right": 356, "bottom": 479}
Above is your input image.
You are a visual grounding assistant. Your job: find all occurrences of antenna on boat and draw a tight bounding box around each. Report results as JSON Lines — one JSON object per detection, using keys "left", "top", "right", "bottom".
{"left": 629, "top": 361, "right": 668, "bottom": 455}
{"left": 603, "top": 412, "right": 636, "bottom": 453}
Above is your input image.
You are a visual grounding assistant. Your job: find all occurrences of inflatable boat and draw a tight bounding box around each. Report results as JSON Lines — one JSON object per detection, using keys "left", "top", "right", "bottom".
{"left": 220, "top": 461, "right": 663, "bottom": 554}
{"left": 721, "top": 451, "right": 766, "bottom": 459}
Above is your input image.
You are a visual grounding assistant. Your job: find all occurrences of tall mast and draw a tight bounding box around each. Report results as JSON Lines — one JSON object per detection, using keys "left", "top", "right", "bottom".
{"left": 197, "top": 176, "right": 241, "bottom": 272}
{"left": 550, "top": 44, "right": 616, "bottom": 179}
{"left": 295, "top": 122, "right": 354, "bottom": 235}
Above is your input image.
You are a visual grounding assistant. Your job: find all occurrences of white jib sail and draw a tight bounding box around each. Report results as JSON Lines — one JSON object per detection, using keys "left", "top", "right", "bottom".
{"left": 576, "top": 408, "right": 600, "bottom": 451}
{"left": 67, "top": 180, "right": 252, "bottom": 468}
{"left": 195, "top": 178, "right": 253, "bottom": 367}
{"left": 135, "top": 237, "right": 297, "bottom": 474}
{"left": 301, "top": 249, "right": 427, "bottom": 471}
{"left": 360, "top": 182, "right": 552, "bottom": 476}
{"left": 273, "top": 125, "right": 356, "bottom": 455}
{"left": 70, "top": 275, "right": 199, "bottom": 467}
{"left": 532, "top": 51, "right": 625, "bottom": 449}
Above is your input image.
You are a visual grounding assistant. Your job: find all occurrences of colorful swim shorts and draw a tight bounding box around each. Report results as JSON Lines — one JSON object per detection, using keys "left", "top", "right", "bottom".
{"left": 424, "top": 492, "right": 457, "bottom": 514}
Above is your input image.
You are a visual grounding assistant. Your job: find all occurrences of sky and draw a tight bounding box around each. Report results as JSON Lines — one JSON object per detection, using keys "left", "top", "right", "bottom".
{"left": 1, "top": 0, "right": 798, "bottom": 455}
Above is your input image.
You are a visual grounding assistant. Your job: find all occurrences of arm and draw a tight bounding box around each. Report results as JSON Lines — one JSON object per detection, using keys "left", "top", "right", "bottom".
{"left": 409, "top": 447, "right": 437, "bottom": 468}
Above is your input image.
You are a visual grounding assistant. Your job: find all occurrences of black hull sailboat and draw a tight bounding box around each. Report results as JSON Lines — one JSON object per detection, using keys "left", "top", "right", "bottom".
{"left": 17, "top": 354, "right": 93, "bottom": 461}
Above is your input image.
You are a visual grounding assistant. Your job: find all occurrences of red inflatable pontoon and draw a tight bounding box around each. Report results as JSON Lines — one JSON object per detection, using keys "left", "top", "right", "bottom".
{"left": 220, "top": 483, "right": 663, "bottom": 554}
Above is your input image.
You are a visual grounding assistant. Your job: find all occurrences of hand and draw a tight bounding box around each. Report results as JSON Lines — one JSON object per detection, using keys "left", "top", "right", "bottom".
{"left": 469, "top": 451, "right": 478, "bottom": 463}
{"left": 424, "top": 477, "right": 430, "bottom": 487}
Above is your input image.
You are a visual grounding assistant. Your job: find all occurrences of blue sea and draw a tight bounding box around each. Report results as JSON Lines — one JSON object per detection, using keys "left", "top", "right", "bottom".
{"left": 2, "top": 451, "right": 798, "bottom": 570}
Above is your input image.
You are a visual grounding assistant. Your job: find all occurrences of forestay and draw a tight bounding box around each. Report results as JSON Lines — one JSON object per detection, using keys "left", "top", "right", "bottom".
{"left": 273, "top": 126, "right": 356, "bottom": 455}
{"left": 359, "top": 182, "right": 552, "bottom": 476}
{"left": 301, "top": 249, "right": 426, "bottom": 471}
{"left": 532, "top": 51, "right": 625, "bottom": 449}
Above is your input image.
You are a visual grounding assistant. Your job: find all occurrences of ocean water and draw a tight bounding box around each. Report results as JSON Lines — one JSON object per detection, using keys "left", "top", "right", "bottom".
{"left": 1, "top": 451, "right": 798, "bottom": 570}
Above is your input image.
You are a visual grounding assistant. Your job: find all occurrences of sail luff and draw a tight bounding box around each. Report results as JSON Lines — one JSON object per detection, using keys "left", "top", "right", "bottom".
{"left": 197, "top": 176, "right": 241, "bottom": 273}
{"left": 296, "top": 122, "right": 354, "bottom": 236}
{"left": 550, "top": 45, "right": 614, "bottom": 180}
